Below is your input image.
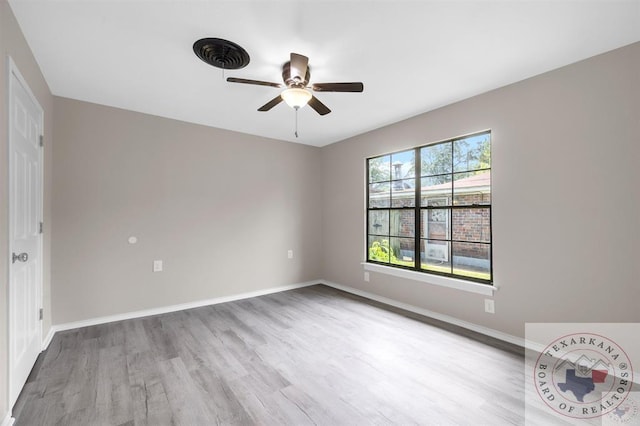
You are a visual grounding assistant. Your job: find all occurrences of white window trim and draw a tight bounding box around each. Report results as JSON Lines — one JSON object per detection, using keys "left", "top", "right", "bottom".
{"left": 362, "top": 262, "right": 497, "bottom": 296}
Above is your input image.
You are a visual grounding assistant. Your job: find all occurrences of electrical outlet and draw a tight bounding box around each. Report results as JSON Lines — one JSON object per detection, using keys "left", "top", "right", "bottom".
{"left": 364, "top": 271, "right": 370, "bottom": 282}
{"left": 484, "top": 299, "right": 495, "bottom": 314}
{"left": 153, "top": 260, "right": 163, "bottom": 272}
{"left": 287, "top": 250, "right": 293, "bottom": 259}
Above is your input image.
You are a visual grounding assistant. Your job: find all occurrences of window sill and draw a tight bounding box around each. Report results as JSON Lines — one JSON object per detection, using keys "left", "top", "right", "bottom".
{"left": 361, "top": 262, "right": 497, "bottom": 296}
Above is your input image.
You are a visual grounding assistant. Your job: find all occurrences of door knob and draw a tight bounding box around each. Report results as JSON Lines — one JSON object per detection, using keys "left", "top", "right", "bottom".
{"left": 12, "top": 252, "right": 28, "bottom": 263}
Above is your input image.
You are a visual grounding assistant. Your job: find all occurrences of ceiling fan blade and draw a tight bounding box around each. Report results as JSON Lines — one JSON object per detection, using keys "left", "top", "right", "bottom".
{"left": 227, "top": 77, "right": 282, "bottom": 88}
{"left": 308, "top": 96, "right": 331, "bottom": 116}
{"left": 312, "top": 82, "right": 364, "bottom": 92}
{"left": 258, "top": 95, "right": 284, "bottom": 112}
{"left": 289, "top": 53, "right": 309, "bottom": 84}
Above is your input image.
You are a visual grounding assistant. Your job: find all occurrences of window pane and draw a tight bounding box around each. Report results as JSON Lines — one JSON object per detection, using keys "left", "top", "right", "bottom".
{"left": 391, "top": 150, "right": 415, "bottom": 179}
{"left": 453, "top": 171, "right": 491, "bottom": 205}
{"left": 452, "top": 242, "right": 491, "bottom": 281}
{"left": 389, "top": 237, "right": 415, "bottom": 267}
{"left": 452, "top": 208, "right": 490, "bottom": 243}
{"left": 453, "top": 134, "right": 490, "bottom": 173}
{"left": 420, "top": 239, "right": 451, "bottom": 272}
{"left": 368, "top": 236, "right": 391, "bottom": 263}
{"left": 421, "top": 208, "right": 450, "bottom": 239}
{"left": 368, "top": 210, "right": 389, "bottom": 235}
{"left": 368, "top": 155, "right": 390, "bottom": 183}
{"left": 421, "top": 142, "right": 451, "bottom": 176}
{"left": 421, "top": 176, "right": 452, "bottom": 206}
{"left": 390, "top": 209, "right": 414, "bottom": 237}
{"left": 391, "top": 179, "right": 415, "bottom": 207}
{"left": 369, "top": 182, "right": 390, "bottom": 208}
{"left": 366, "top": 132, "right": 491, "bottom": 284}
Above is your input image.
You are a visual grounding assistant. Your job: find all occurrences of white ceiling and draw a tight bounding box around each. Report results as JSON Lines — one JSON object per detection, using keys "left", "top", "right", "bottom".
{"left": 8, "top": 1, "right": 640, "bottom": 147}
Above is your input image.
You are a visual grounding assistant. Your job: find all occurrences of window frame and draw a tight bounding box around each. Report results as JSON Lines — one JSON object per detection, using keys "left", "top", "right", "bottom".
{"left": 366, "top": 130, "right": 493, "bottom": 285}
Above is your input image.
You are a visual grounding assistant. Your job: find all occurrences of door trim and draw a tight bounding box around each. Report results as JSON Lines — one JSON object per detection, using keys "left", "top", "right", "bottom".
{"left": 6, "top": 55, "right": 44, "bottom": 409}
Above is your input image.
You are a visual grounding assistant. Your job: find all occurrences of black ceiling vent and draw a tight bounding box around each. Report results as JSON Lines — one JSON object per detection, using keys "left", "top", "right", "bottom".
{"left": 193, "top": 38, "right": 250, "bottom": 70}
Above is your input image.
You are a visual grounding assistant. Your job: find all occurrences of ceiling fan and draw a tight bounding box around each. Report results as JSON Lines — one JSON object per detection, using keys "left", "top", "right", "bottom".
{"left": 226, "top": 52, "right": 364, "bottom": 116}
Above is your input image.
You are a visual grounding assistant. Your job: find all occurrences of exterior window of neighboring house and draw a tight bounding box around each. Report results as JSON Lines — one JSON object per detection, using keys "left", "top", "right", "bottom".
{"left": 366, "top": 131, "right": 492, "bottom": 284}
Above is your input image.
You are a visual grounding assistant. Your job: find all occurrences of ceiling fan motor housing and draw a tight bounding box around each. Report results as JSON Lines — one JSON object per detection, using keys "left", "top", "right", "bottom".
{"left": 282, "top": 62, "right": 310, "bottom": 88}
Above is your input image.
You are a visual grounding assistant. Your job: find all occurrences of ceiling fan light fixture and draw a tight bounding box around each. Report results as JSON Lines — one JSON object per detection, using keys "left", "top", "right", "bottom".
{"left": 281, "top": 88, "right": 312, "bottom": 109}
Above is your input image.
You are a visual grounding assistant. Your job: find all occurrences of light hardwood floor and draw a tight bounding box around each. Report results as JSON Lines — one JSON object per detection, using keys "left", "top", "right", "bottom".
{"left": 12, "top": 285, "right": 620, "bottom": 425}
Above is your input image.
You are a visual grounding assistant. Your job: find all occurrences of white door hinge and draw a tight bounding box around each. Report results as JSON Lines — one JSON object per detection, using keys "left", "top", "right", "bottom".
{"left": 39, "top": 221, "right": 43, "bottom": 234}
{"left": 39, "top": 308, "right": 43, "bottom": 321}
{"left": 39, "top": 135, "right": 44, "bottom": 147}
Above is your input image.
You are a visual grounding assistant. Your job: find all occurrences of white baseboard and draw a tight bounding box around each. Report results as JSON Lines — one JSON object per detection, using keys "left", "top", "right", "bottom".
{"left": 41, "top": 279, "right": 526, "bottom": 354}
{"left": 1, "top": 412, "right": 15, "bottom": 426}
{"left": 523, "top": 339, "right": 547, "bottom": 353}
{"left": 42, "top": 325, "right": 56, "bottom": 350}
{"left": 319, "top": 279, "right": 525, "bottom": 348}
{"left": 43, "top": 280, "right": 320, "bottom": 349}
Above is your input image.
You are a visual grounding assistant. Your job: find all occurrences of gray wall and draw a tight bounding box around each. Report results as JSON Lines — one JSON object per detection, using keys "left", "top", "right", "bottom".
{"left": 0, "top": 0, "right": 53, "bottom": 418}
{"left": 52, "top": 98, "right": 322, "bottom": 324}
{"left": 321, "top": 42, "right": 640, "bottom": 338}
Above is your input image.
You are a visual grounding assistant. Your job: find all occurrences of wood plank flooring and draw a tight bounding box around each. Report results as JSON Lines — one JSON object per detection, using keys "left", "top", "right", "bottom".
{"left": 12, "top": 285, "right": 622, "bottom": 425}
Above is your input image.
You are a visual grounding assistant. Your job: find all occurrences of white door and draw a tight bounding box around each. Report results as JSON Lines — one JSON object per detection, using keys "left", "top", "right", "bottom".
{"left": 8, "top": 58, "right": 44, "bottom": 407}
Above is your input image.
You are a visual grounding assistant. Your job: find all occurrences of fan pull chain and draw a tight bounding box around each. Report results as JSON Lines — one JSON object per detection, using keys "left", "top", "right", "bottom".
{"left": 294, "top": 107, "right": 299, "bottom": 138}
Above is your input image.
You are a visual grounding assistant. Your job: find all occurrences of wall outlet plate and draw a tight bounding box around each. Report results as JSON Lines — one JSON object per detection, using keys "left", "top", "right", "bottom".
{"left": 484, "top": 299, "right": 495, "bottom": 314}
{"left": 364, "top": 271, "right": 370, "bottom": 282}
{"left": 153, "top": 260, "right": 163, "bottom": 272}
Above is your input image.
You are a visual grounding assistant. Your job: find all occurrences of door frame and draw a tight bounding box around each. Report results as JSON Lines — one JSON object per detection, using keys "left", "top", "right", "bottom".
{"left": 6, "top": 55, "right": 44, "bottom": 408}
